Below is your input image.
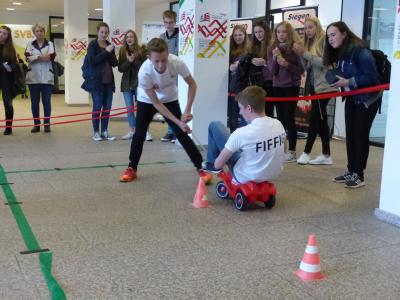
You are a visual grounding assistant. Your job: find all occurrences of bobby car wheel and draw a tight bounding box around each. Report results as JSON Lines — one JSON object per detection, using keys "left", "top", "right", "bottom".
{"left": 265, "top": 194, "right": 276, "bottom": 209}
{"left": 235, "top": 191, "right": 248, "bottom": 211}
{"left": 215, "top": 181, "right": 229, "bottom": 199}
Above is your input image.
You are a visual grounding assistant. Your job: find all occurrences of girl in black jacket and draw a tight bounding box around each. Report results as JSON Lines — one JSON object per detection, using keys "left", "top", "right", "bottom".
{"left": 0, "top": 25, "right": 19, "bottom": 135}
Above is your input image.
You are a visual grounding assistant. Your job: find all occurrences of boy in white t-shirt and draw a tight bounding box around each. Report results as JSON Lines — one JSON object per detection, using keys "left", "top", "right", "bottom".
{"left": 203, "top": 86, "right": 286, "bottom": 183}
{"left": 120, "top": 38, "right": 209, "bottom": 182}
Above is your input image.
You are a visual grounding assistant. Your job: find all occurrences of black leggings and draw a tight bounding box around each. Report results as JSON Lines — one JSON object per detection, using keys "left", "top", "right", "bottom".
{"left": 304, "top": 97, "right": 331, "bottom": 155}
{"left": 128, "top": 100, "right": 203, "bottom": 170}
{"left": 1, "top": 86, "right": 14, "bottom": 129}
{"left": 273, "top": 86, "right": 299, "bottom": 152}
{"left": 345, "top": 97, "right": 381, "bottom": 179}
{"left": 263, "top": 81, "right": 275, "bottom": 118}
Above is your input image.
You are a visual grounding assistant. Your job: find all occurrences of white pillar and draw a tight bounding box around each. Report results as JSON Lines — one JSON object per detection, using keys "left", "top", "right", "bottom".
{"left": 375, "top": 6, "right": 400, "bottom": 227}
{"left": 103, "top": 0, "right": 136, "bottom": 110}
{"left": 178, "top": 0, "right": 230, "bottom": 144}
{"left": 64, "top": 0, "right": 89, "bottom": 105}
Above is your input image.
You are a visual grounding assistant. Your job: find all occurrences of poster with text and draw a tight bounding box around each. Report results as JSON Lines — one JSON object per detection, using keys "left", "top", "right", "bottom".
{"left": 179, "top": 8, "right": 195, "bottom": 56}
{"left": 141, "top": 22, "right": 165, "bottom": 45}
{"left": 197, "top": 12, "right": 228, "bottom": 59}
{"left": 282, "top": 6, "right": 318, "bottom": 36}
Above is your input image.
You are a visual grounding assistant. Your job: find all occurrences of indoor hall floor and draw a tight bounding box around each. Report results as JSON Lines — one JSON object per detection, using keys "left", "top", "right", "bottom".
{"left": 0, "top": 96, "right": 399, "bottom": 299}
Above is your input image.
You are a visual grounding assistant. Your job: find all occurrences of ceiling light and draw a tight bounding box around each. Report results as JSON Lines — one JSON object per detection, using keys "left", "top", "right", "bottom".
{"left": 95, "top": 8, "right": 103, "bottom": 11}
{"left": 13, "top": 2, "right": 22, "bottom": 5}
{"left": 6, "top": 8, "right": 15, "bottom": 11}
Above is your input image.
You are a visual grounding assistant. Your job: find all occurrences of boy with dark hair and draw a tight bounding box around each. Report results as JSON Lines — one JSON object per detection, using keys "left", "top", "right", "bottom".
{"left": 203, "top": 86, "right": 286, "bottom": 183}
{"left": 159, "top": 10, "right": 179, "bottom": 143}
{"left": 120, "top": 38, "right": 210, "bottom": 183}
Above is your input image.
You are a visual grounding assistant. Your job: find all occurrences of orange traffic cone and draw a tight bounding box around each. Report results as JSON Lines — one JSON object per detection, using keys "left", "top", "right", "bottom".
{"left": 192, "top": 177, "right": 209, "bottom": 208}
{"left": 295, "top": 234, "right": 326, "bottom": 282}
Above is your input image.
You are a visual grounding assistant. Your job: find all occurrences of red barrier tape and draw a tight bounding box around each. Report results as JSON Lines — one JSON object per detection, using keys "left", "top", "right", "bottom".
{"left": 228, "top": 83, "right": 390, "bottom": 102}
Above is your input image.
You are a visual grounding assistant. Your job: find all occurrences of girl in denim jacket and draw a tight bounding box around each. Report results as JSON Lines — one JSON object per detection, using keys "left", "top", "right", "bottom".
{"left": 323, "top": 21, "right": 382, "bottom": 189}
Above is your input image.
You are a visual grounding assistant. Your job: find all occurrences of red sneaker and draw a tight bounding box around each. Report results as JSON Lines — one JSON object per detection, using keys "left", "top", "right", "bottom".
{"left": 120, "top": 167, "right": 137, "bottom": 182}
{"left": 198, "top": 170, "right": 213, "bottom": 185}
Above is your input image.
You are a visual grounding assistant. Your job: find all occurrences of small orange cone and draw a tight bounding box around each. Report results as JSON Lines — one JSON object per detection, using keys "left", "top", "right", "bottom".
{"left": 295, "top": 234, "right": 326, "bottom": 282}
{"left": 192, "top": 177, "right": 209, "bottom": 208}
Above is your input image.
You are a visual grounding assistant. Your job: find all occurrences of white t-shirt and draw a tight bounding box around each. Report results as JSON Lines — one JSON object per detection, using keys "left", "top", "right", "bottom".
{"left": 137, "top": 54, "right": 191, "bottom": 104}
{"left": 225, "top": 116, "right": 285, "bottom": 183}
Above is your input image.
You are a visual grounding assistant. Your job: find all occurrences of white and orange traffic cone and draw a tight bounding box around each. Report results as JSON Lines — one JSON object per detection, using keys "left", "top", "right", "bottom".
{"left": 295, "top": 234, "right": 326, "bottom": 282}
{"left": 192, "top": 177, "right": 209, "bottom": 208}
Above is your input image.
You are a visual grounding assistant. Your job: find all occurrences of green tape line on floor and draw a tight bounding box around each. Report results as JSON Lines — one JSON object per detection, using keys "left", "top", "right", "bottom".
{"left": 4, "top": 160, "right": 177, "bottom": 175}
{"left": 0, "top": 165, "right": 66, "bottom": 300}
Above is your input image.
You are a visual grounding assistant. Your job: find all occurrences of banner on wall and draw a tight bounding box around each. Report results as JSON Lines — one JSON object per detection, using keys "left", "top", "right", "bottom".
{"left": 141, "top": 22, "right": 165, "bottom": 44}
{"left": 229, "top": 18, "right": 253, "bottom": 35}
{"left": 283, "top": 6, "right": 319, "bottom": 134}
{"left": 394, "top": 0, "right": 400, "bottom": 59}
{"left": 282, "top": 6, "right": 318, "bottom": 36}
{"left": 179, "top": 8, "right": 195, "bottom": 56}
{"left": 6, "top": 24, "right": 34, "bottom": 59}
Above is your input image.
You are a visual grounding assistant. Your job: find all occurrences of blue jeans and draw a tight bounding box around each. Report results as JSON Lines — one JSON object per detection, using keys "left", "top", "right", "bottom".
{"left": 207, "top": 121, "right": 240, "bottom": 171}
{"left": 122, "top": 90, "right": 136, "bottom": 129}
{"left": 91, "top": 83, "right": 114, "bottom": 132}
{"left": 29, "top": 84, "right": 53, "bottom": 125}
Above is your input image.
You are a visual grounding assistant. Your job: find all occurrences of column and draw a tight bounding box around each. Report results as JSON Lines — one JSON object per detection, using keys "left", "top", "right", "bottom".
{"left": 64, "top": 0, "right": 89, "bottom": 105}
{"left": 376, "top": 5, "right": 400, "bottom": 227}
{"left": 178, "top": 0, "right": 230, "bottom": 144}
{"left": 103, "top": 0, "right": 136, "bottom": 110}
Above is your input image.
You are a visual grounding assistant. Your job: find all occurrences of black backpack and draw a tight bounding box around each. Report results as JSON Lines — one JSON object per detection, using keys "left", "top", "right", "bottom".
{"left": 370, "top": 49, "right": 391, "bottom": 84}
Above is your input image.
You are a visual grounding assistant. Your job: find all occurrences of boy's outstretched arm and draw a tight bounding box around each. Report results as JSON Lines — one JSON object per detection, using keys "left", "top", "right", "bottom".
{"left": 215, "top": 148, "right": 233, "bottom": 170}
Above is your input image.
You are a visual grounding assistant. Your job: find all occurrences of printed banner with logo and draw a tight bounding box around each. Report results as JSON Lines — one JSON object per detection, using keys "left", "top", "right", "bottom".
{"left": 5, "top": 24, "right": 34, "bottom": 59}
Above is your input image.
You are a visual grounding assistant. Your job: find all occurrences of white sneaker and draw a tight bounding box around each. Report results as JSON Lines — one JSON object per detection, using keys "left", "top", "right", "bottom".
{"left": 121, "top": 131, "right": 134, "bottom": 140}
{"left": 297, "top": 152, "right": 311, "bottom": 165}
{"left": 309, "top": 154, "right": 333, "bottom": 165}
{"left": 285, "top": 151, "right": 296, "bottom": 163}
{"left": 101, "top": 131, "right": 116, "bottom": 141}
{"left": 145, "top": 132, "right": 153, "bottom": 142}
{"left": 92, "top": 132, "right": 103, "bottom": 141}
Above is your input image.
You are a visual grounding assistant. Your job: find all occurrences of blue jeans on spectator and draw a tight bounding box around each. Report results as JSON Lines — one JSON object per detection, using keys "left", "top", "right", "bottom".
{"left": 123, "top": 90, "right": 136, "bottom": 129}
{"left": 91, "top": 83, "right": 114, "bottom": 133}
{"left": 29, "top": 84, "right": 53, "bottom": 125}
{"left": 207, "top": 121, "right": 240, "bottom": 173}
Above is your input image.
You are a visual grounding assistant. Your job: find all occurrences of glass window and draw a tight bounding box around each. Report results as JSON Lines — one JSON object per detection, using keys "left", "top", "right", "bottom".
{"left": 271, "top": 0, "right": 300, "bottom": 10}
{"left": 368, "top": 0, "right": 396, "bottom": 144}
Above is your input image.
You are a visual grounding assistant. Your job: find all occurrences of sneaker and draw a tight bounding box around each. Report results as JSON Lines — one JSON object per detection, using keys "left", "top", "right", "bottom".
{"left": 120, "top": 167, "right": 137, "bottom": 182}
{"left": 333, "top": 171, "right": 353, "bottom": 183}
{"left": 297, "top": 152, "right": 310, "bottom": 165}
{"left": 170, "top": 134, "right": 176, "bottom": 143}
{"left": 121, "top": 131, "right": 134, "bottom": 140}
{"left": 198, "top": 170, "right": 213, "bottom": 185}
{"left": 345, "top": 173, "right": 365, "bottom": 189}
{"left": 285, "top": 151, "right": 296, "bottom": 163}
{"left": 160, "top": 133, "right": 173, "bottom": 142}
{"left": 31, "top": 126, "right": 40, "bottom": 133}
{"left": 101, "top": 131, "right": 116, "bottom": 141}
{"left": 201, "top": 161, "right": 222, "bottom": 174}
{"left": 146, "top": 132, "right": 153, "bottom": 142}
{"left": 92, "top": 132, "right": 103, "bottom": 141}
{"left": 309, "top": 154, "right": 333, "bottom": 165}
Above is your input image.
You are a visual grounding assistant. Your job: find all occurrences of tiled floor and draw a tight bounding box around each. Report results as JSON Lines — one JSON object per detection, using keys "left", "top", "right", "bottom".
{"left": 0, "top": 96, "right": 399, "bottom": 299}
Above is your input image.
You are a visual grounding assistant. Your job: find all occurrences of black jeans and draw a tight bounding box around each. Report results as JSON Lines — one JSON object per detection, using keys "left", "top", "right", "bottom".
{"left": 304, "top": 96, "right": 331, "bottom": 155}
{"left": 273, "top": 86, "right": 299, "bottom": 152}
{"left": 263, "top": 81, "right": 274, "bottom": 118}
{"left": 345, "top": 97, "right": 381, "bottom": 179}
{"left": 128, "top": 100, "right": 203, "bottom": 170}
{"left": 1, "top": 86, "right": 14, "bottom": 129}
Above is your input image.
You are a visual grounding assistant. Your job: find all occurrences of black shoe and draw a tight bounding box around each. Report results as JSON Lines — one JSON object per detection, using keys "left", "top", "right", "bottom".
{"left": 3, "top": 128, "right": 12, "bottom": 135}
{"left": 333, "top": 171, "right": 352, "bottom": 183}
{"left": 160, "top": 133, "right": 173, "bottom": 142}
{"left": 345, "top": 173, "right": 365, "bottom": 189}
{"left": 44, "top": 125, "right": 51, "bottom": 133}
{"left": 31, "top": 126, "right": 40, "bottom": 133}
{"left": 201, "top": 161, "right": 222, "bottom": 174}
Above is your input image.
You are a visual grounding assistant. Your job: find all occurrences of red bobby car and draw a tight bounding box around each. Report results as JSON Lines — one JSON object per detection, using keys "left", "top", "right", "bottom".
{"left": 215, "top": 171, "right": 276, "bottom": 211}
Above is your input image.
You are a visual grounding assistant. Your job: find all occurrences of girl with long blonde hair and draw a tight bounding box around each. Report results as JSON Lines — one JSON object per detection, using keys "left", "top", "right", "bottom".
{"left": 293, "top": 17, "right": 337, "bottom": 165}
{"left": 268, "top": 21, "right": 304, "bottom": 162}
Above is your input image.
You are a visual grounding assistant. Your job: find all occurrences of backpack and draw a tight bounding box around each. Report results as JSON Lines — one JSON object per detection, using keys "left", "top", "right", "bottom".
{"left": 370, "top": 49, "right": 391, "bottom": 84}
